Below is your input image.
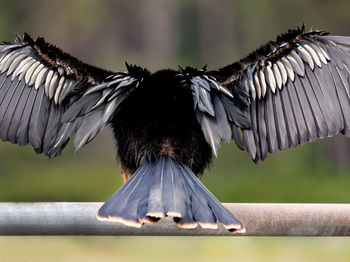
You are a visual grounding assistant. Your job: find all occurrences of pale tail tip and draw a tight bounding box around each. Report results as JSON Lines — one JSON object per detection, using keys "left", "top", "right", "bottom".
{"left": 98, "top": 214, "right": 245, "bottom": 233}
{"left": 223, "top": 223, "right": 243, "bottom": 230}
{"left": 199, "top": 222, "right": 218, "bottom": 230}
{"left": 166, "top": 211, "right": 182, "bottom": 218}
{"left": 177, "top": 222, "right": 199, "bottom": 229}
{"left": 96, "top": 214, "right": 110, "bottom": 222}
{"left": 146, "top": 212, "right": 166, "bottom": 218}
{"left": 223, "top": 223, "right": 246, "bottom": 233}
{"left": 140, "top": 216, "right": 160, "bottom": 224}
{"left": 96, "top": 214, "right": 142, "bottom": 228}
{"left": 230, "top": 227, "right": 246, "bottom": 234}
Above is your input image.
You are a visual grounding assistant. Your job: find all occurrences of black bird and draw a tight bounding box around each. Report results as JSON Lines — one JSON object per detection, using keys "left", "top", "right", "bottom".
{"left": 1, "top": 26, "right": 350, "bottom": 232}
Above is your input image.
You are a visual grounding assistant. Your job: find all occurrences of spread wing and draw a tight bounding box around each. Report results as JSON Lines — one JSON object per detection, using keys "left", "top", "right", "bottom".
{"left": 0, "top": 33, "right": 146, "bottom": 158}
{"left": 187, "top": 26, "right": 350, "bottom": 162}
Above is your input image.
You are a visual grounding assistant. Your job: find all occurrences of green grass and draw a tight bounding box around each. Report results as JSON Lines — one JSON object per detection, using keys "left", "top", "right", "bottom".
{"left": 1, "top": 133, "right": 350, "bottom": 203}
{"left": 203, "top": 142, "right": 350, "bottom": 203}
{"left": 0, "top": 237, "right": 350, "bottom": 262}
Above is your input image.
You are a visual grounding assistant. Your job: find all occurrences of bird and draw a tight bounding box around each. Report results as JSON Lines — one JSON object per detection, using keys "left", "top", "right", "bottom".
{"left": 0, "top": 25, "right": 350, "bottom": 233}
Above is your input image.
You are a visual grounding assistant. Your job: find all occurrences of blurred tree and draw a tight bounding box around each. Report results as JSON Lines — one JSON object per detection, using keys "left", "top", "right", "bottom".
{"left": 139, "top": 0, "right": 180, "bottom": 70}
{"left": 196, "top": 0, "right": 238, "bottom": 68}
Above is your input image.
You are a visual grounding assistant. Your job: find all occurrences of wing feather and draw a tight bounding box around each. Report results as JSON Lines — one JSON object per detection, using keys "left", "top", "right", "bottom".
{"left": 249, "top": 97, "right": 260, "bottom": 160}
{"left": 0, "top": 33, "right": 146, "bottom": 158}
{"left": 0, "top": 80, "right": 25, "bottom": 142}
{"left": 279, "top": 83, "right": 299, "bottom": 149}
{"left": 273, "top": 88, "right": 289, "bottom": 151}
{"left": 16, "top": 83, "right": 37, "bottom": 146}
{"left": 329, "top": 63, "right": 350, "bottom": 134}
{"left": 257, "top": 99, "right": 268, "bottom": 159}
{"left": 285, "top": 80, "right": 308, "bottom": 146}
{"left": 8, "top": 81, "right": 31, "bottom": 143}
{"left": 208, "top": 27, "right": 350, "bottom": 161}
{"left": 264, "top": 89, "right": 278, "bottom": 153}
{"left": 299, "top": 72, "right": 327, "bottom": 138}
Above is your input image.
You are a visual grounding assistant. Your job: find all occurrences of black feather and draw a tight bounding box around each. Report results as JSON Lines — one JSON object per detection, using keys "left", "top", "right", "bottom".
{"left": 264, "top": 89, "right": 278, "bottom": 153}
{"left": 285, "top": 80, "right": 308, "bottom": 146}
{"left": 329, "top": 63, "right": 350, "bottom": 134}
{"left": 15, "top": 85, "right": 37, "bottom": 146}
{"left": 272, "top": 88, "right": 289, "bottom": 151}
{"left": 293, "top": 76, "right": 317, "bottom": 143}
{"left": 8, "top": 81, "right": 31, "bottom": 143}
{"left": 279, "top": 82, "right": 299, "bottom": 149}
{"left": 300, "top": 71, "right": 327, "bottom": 138}
{"left": 257, "top": 98, "right": 268, "bottom": 159}
{"left": 312, "top": 66, "right": 339, "bottom": 136}
{"left": 0, "top": 81, "right": 25, "bottom": 142}
{"left": 28, "top": 85, "right": 50, "bottom": 152}
{"left": 231, "top": 124, "right": 245, "bottom": 151}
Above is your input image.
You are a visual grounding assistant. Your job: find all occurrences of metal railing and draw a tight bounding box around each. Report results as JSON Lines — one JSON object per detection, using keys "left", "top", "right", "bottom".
{"left": 0, "top": 202, "right": 349, "bottom": 236}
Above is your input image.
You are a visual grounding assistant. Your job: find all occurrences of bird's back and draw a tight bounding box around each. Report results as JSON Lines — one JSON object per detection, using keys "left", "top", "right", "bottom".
{"left": 111, "top": 69, "right": 213, "bottom": 175}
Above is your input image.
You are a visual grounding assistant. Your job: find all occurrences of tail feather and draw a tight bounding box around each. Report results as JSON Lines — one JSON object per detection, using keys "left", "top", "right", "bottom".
{"left": 185, "top": 166, "right": 242, "bottom": 230}
{"left": 159, "top": 158, "right": 187, "bottom": 218}
{"left": 177, "top": 164, "right": 217, "bottom": 229}
{"left": 146, "top": 157, "right": 168, "bottom": 217}
{"left": 98, "top": 163, "right": 151, "bottom": 227}
{"left": 175, "top": 203, "right": 197, "bottom": 229}
{"left": 97, "top": 156, "right": 244, "bottom": 232}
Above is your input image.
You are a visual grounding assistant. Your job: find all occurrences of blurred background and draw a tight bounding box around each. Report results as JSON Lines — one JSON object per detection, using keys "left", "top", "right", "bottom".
{"left": 0, "top": 0, "right": 350, "bottom": 261}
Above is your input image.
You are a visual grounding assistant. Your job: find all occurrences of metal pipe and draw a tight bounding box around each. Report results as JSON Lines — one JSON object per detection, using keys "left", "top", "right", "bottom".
{"left": 0, "top": 202, "right": 349, "bottom": 236}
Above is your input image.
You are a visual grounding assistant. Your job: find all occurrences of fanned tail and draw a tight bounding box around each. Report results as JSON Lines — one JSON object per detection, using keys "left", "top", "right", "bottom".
{"left": 97, "top": 156, "right": 244, "bottom": 232}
